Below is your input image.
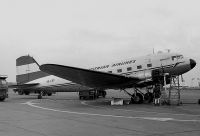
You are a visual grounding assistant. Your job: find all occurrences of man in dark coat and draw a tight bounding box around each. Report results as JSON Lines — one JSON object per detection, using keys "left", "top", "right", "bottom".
{"left": 153, "top": 84, "right": 161, "bottom": 106}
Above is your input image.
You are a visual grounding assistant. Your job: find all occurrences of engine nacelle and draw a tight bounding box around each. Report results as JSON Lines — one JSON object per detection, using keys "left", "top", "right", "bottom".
{"left": 131, "top": 69, "right": 171, "bottom": 85}
{"left": 132, "top": 70, "right": 152, "bottom": 80}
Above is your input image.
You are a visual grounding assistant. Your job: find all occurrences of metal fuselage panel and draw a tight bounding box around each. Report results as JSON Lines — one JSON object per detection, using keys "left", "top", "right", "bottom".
{"left": 26, "top": 52, "right": 193, "bottom": 92}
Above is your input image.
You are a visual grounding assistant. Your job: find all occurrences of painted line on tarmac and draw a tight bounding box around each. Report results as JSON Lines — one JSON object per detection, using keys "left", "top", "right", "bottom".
{"left": 81, "top": 101, "right": 200, "bottom": 117}
{"left": 24, "top": 100, "right": 200, "bottom": 122}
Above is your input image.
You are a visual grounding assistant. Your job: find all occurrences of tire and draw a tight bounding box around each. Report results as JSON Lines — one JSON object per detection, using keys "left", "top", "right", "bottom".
{"left": 131, "top": 93, "right": 144, "bottom": 104}
{"left": 144, "top": 92, "right": 153, "bottom": 103}
{"left": 0, "top": 97, "right": 5, "bottom": 101}
{"left": 24, "top": 91, "right": 30, "bottom": 95}
{"left": 42, "top": 92, "right": 46, "bottom": 96}
{"left": 38, "top": 95, "right": 42, "bottom": 99}
{"left": 18, "top": 91, "right": 24, "bottom": 95}
{"left": 47, "top": 93, "right": 52, "bottom": 96}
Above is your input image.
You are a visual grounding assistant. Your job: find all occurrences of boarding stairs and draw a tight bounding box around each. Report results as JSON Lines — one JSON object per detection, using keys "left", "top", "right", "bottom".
{"left": 160, "top": 75, "right": 182, "bottom": 105}
{"left": 160, "top": 86, "right": 169, "bottom": 105}
{"left": 167, "top": 76, "right": 182, "bottom": 105}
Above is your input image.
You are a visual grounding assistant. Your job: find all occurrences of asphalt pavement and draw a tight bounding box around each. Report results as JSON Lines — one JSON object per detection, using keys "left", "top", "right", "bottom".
{"left": 0, "top": 90, "right": 200, "bottom": 136}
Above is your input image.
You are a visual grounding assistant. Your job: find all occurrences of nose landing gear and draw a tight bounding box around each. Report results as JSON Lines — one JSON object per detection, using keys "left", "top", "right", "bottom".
{"left": 131, "top": 93, "right": 144, "bottom": 104}
{"left": 144, "top": 92, "right": 153, "bottom": 103}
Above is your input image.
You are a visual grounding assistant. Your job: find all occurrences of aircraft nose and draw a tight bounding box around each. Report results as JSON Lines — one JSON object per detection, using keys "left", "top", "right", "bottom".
{"left": 190, "top": 59, "right": 196, "bottom": 69}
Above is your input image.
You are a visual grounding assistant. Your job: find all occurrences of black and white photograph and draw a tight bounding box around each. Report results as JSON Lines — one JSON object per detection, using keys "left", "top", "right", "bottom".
{"left": 0, "top": 0, "right": 200, "bottom": 136}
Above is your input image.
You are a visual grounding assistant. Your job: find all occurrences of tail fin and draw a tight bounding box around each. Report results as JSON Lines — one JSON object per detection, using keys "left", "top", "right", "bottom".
{"left": 16, "top": 55, "right": 49, "bottom": 84}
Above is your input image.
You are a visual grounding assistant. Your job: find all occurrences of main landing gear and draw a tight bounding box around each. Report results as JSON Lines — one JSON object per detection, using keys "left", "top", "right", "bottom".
{"left": 122, "top": 88, "right": 153, "bottom": 104}
{"left": 38, "top": 91, "right": 43, "bottom": 99}
{"left": 37, "top": 91, "right": 53, "bottom": 99}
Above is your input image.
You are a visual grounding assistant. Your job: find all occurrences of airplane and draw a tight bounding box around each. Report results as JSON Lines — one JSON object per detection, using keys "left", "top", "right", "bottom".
{"left": 14, "top": 55, "right": 95, "bottom": 97}
{"left": 13, "top": 52, "right": 196, "bottom": 103}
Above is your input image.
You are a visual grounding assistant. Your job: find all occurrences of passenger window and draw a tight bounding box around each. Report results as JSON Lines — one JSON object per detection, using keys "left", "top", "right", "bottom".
{"left": 117, "top": 69, "right": 122, "bottom": 73}
{"left": 147, "top": 64, "right": 152, "bottom": 67}
{"left": 127, "top": 67, "right": 132, "bottom": 71}
{"left": 172, "top": 56, "right": 176, "bottom": 61}
{"left": 108, "top": 71, "right": 112, "bottom": 73}
{"left": 137, "top": 65, "right": 142, "bottom": 69}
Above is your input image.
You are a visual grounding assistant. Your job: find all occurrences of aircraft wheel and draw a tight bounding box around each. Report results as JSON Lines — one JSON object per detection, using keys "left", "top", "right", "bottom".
{"left": 47, "top": 93, "right": 52, "bottom": 96}
{"left": 0, "top": 97, "right": 5, "bottom": 101}
{"left": 102, "top": 91, "right": 107, "bottom": 98}
{"left": 42, "top": 92, "right": 46, "bottom": 96}
{"left": 38, "top": 94, "right": 42, "bottom": 99}
{"left": 18, "top": 91, "right": 24, "bottom": 95}
{"left": 24, "top": 91, "right": 30, "bottom": 95}
{"left": 131, "top": 93, "right": 143, "bottom": 104}
{"left": 144, "top": 92, "right": 153, "bottom": 103}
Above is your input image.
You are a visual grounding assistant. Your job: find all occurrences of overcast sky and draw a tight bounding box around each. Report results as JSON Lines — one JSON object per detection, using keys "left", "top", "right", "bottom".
{"left": 0, "top": 0, "right": 199, "bottom": 85}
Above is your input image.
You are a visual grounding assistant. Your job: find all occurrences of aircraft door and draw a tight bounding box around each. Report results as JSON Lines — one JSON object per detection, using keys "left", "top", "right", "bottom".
{"left": 160, "top": 57, "right": 171, "bottom": 68}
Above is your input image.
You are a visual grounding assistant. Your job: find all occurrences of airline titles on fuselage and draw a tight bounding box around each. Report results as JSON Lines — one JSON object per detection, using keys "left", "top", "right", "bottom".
{"left": 90, "top": 60, "right": 136, "bottom": 70}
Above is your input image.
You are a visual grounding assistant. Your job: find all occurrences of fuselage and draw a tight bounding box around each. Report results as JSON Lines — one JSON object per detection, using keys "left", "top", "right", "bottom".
{"left": 27, "top": 52, "right": 196, "bottom": 92}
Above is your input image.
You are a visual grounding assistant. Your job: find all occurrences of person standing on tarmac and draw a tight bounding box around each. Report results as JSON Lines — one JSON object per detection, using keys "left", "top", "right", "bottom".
{"left": 153, "top": 84, "right": 161, "bottom": 106}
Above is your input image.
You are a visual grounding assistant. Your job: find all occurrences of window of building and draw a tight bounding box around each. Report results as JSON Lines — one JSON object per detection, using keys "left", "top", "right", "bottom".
{"left": 117, "top": 69, "right": 122, "bottom": 73}
{"left": 137, "top": 65, "right": 142, "bottom": 69}
{"left": 127, "top": 67, "right": 132, "bottom": 71}
{"left": 147, "top": 64, "right": 152, "bottom": 67}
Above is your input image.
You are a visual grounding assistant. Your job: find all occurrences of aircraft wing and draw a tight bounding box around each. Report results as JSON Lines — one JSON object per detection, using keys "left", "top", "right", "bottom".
{"left": 9, "top": 83, "right": 39, "bottom": 89}
{"left": 40, "top": 64, "right": 141, "bottom": 89}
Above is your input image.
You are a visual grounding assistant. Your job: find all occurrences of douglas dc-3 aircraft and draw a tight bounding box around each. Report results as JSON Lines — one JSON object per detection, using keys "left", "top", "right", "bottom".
{"left": 14, "top": 52, "right": 196, "bottom": 103}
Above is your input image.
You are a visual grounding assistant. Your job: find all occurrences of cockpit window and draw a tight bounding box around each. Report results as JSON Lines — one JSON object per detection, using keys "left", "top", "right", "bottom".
{"left": 172, "top": 56, "right": 176, "bottom": 61}
{"left": 177, "top": 55, "right": 183, "bottom": 59}
{"left": 172, "top": 55, "right": 183, "bottom": 61}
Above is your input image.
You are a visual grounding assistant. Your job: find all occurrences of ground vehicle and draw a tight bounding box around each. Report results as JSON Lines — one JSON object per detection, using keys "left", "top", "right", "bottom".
{"left": 0, "top": 75, "right": 8, "bottom": 101}
{"left": 79, "top": 90, "right": 106, "bottom": 100}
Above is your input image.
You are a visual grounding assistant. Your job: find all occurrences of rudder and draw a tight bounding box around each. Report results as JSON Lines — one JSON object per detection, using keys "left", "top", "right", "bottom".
{"left": 16, "top": 55, "right": 49, "bottom": 84}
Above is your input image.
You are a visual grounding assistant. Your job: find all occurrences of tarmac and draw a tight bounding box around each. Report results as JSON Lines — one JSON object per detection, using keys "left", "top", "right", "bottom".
{"left": 0, "top": 89, "right": 200, "bottom": 136}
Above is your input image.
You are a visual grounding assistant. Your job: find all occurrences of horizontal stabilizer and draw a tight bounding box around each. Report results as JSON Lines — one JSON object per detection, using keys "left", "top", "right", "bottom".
{"left": 40, "top": 64, "right": 140, "bottom": 89}
{"left": 9, "top": 83, "right": 39, "bottom": 89}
